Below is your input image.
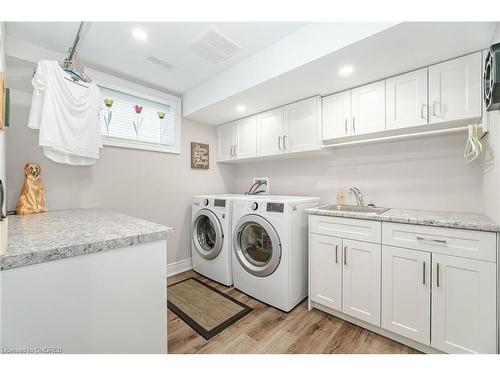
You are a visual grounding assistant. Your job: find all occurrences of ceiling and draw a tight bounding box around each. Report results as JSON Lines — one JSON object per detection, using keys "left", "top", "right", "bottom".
{"left": 5, "top": 21, "right": 306, "bottom": 94}
{"left": 4, "top": 22, "right": 498, "bottom": 126}
{"left": 185, "top": 22, "right": 498, "bottom": 124}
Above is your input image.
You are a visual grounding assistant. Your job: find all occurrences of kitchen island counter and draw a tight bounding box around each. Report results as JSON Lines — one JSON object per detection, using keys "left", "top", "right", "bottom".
{"left": 1, "top": 208, "right": 172, "bottom": 270}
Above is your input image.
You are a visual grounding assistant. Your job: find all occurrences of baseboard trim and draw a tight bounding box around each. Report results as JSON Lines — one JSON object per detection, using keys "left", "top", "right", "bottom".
{"left": 167, "top": 258, "right": 193, "bottom": 277}
{"left": 309, "top": 301, "right": 443, "bottom": 354}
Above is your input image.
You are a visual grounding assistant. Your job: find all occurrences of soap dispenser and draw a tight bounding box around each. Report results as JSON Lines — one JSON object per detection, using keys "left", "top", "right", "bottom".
{"left": 336, "top": 188, "right": 345, "bottom": 206}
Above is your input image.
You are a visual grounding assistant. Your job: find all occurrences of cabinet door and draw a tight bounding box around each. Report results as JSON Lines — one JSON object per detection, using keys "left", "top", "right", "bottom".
{"left": 309, "top": 234, "right": 342, "bottom": 311}
{"left": 351, "top": 81, "right": 386, "bottom": 136}
{"left": 234, "top": 116, "right": 257, "bottom": 159}
{"left": 283, "top": 97, "right": 321, "bottom": 153}
{"left": 256, "top": 108, "right": 284, "bottom": 156}
{"left": 322, "top": 90, "right": 351, "bottom": 140}
{"left": 342, "top": 239, "right": 381, "bottom": 326}
{"left": 431, "top": 254, "right": 497, "bottom": 354}
{"left": 381, "top": 245, "right": 431, "bottom": 345}
{"left": 386, "top": 68, "right": 428, "bottom": 130}
{"left": 428, "top": 52, "right": 482, "bottom": 124}
{"left": 217, "top": 123, "right": 235, "bottom": 161}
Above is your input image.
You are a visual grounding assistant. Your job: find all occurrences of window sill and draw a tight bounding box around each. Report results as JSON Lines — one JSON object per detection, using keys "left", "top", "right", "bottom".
{"left": 102, "top": 136, "right": 180, "bottom": 154}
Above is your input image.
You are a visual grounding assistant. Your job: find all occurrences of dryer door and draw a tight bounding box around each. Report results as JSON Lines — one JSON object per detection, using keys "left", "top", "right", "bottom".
{"left": 192, "top": 209, "right": 224, "bottom": 260}
{"left": 233, "top": 214, "right": 281, "bottom": 277}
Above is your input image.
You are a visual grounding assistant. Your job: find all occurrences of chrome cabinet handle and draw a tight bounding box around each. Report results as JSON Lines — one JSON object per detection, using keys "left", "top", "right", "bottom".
{"left": 278, "top": 136, "right": 282, "bottom": 150}
{"left": 283, "top": 135, "right": 288, "bottom": 150}
{"left": 344, "top": 119, "right": 348, "bottom": 135}
{"left": 230, "top": 145, "right": 234, "bottom": 156}
{"left": 436, "top": 262, "right": 440, "bottom": 287}
{"left": 416, "top": 236, "right": 447, "bottom": 244}
{"left": 420, "top": 104, "right": 427, "bottom": 120}
{"left": 422, "top": 261, "right": 426, "bottom": 285}
{"left": 343, "top": 246, "right": 347, "bottom": 265}
{"left": 234, "top": 145, "right": 238, "bottom": 156}
{"left": 352, "top": 117, "right": 356, "bottom": 134}
{"left": 432, "top": 101, "right": 440, "bottom": 117}
{"left": 335, "top": 245, "right": 338, "bottom": 264}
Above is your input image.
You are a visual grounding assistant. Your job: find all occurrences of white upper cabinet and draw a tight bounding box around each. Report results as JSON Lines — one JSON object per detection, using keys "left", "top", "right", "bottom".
{"left": 309, "top": 234, "right": 343, "bottom": 311}
{"left": 322, "top": 90, "right": 351, "bottom": 140}
{"left": 431, "top": 254, "right": 497, "bottom": 354}
{"left": 428, "top": 52, "right": 482, "bottom": 124}
{"left": 386, "top": 68, "right": 428, "bottom": 130}
{"left": 342, "top": 239, "right": 381, "bottom": 326}
{"left": 283, "top": 96, "right": 321, "bottom": 153}
{"left": 217, "top": 116, "right": 257, "bottom": 161}
{"left": 381, "top": 245, "right": 431, "bottom": 345}
{"left": 234, "top": 116, "right": 257, "bottom": 159}
{"left": 217, "top": 122, "right": 236, "bottom": 161}
{"left": 256, "top": 107, "right": 284, "bottom": 157}
{"left": 351, "top": 80, "right": 386, "bottom": 136}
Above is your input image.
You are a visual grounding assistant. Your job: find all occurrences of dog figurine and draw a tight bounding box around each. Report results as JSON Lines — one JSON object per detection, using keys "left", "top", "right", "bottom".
{"left": 16, "top": 163, "right": 48, "bottom": 215}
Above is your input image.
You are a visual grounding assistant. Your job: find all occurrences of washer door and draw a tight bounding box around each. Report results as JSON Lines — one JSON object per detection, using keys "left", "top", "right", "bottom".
{"left": 233, "top": 214, "right": 281, "bottom": 277}
{"left": 192, "top": 209, "right": 223, "bottom": 260}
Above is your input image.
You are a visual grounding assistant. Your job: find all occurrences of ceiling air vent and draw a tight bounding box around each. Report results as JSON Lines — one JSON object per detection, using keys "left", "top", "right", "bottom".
{"left": 188, "top": 27, "right": 241, "bottom": 64}
{"left": 147, "top": 56, "right": 174, "bottom": 70}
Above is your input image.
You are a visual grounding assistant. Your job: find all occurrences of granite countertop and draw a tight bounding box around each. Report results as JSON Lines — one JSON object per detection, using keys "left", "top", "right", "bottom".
{"left": 1, "top": 208, "right": 173, "bottom": 270}
{"left": 305, "top": 206, "right": 500, "bottom": 232}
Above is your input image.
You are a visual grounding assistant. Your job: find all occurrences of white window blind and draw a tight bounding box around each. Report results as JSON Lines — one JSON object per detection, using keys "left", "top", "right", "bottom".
{"left": 99, "top": 86, "right": 177, "bottom": 152}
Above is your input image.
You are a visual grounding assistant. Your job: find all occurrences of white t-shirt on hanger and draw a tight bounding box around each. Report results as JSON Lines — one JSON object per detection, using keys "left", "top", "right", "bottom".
{"left": 28, "top": 60, "right": 102, "bottom": 165}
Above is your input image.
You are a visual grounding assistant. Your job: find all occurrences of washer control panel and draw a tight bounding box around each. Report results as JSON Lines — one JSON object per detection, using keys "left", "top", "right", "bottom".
{"left": 251, "top": 202, "right": 259, "bottom": 211}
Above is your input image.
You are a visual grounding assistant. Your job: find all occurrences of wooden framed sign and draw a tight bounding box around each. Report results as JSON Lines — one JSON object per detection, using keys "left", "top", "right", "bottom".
{"left": 191, "top": 142, "right": 209, "bottom": 169}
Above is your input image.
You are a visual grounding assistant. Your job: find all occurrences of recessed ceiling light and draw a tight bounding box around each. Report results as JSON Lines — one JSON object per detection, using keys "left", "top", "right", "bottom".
{"left": 338, "top": 65, "right": 354, "bottom": 77}
{"left": 236, "top": 105, "right": 246, "bottom": 112}
{"left": 132, "top": 28, "right": 148, "bottom": 41}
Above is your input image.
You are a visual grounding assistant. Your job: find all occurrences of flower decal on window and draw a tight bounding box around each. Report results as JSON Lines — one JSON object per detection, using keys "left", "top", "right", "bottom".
{"left": 103, "top": 98, "right": 114, "bottom": 135}
{"left": 132, "top": 104, "right": 144, "bottom": 139}
{"left": 157, "top": 111, "right": 166, "bottom": 119}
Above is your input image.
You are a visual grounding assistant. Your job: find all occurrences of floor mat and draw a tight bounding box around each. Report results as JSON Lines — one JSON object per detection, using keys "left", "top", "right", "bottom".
{"left": 167, "top": 277, "right": 252, "bottom": 340}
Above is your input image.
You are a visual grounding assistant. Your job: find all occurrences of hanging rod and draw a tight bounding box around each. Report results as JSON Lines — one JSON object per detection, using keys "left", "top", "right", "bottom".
{"left": 67, "top": 21, "right": 88, "bottom": 62}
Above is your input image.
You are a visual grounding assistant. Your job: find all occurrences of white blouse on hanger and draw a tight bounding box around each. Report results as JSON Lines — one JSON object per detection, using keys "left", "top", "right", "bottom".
{"left": 28, "top": 60, "right": 102, "bottom": 165}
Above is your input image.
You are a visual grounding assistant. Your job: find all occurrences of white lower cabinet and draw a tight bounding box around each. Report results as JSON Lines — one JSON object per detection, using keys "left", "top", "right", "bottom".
{"left": 309, "top": 234, "right": 342, "bottom": 310}
{"left": 309, "top": 216, "right": 498, "bottom": 354}
{"left": 309, "top": 233, "right": 381, "bottom": 326}
{"left": 342, "top": 239, "right": 381, "bottom": 326}
{"left": 431, "top": 254, "right": 497, "bottom": 354}
{"left": 382, "top": 245, "right": 431, "bottom": 345}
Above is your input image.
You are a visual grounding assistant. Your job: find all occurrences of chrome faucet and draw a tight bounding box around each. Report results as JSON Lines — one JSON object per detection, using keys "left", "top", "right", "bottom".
{"left": 348, "top": 187, "right": 364, "bottom": 206}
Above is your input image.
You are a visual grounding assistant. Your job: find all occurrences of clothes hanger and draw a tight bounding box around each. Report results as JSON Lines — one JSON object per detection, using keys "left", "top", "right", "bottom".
{"left": 464, "top": 123, "right": 483, "bottom": 163}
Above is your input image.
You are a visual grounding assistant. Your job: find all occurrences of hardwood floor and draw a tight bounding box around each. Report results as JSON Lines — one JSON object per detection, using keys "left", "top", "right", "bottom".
{"left": 167, "top": 270, "right": 421, "bottom": 354}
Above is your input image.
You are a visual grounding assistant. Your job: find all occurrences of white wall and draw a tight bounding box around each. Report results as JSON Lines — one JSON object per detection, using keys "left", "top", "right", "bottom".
{"left": 0, "top": 22, "right": 6, "bottom": 215}
{"left": 6, "top": 89, "right": 234, "bottom": 264}
{"left": 232, "top": 133, "right": 484, "bottom": 213}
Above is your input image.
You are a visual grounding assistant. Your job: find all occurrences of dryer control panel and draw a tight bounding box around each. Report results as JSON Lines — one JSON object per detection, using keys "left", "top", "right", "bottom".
{"left": 266, "top": 202, "right": 284, "bottom": 213}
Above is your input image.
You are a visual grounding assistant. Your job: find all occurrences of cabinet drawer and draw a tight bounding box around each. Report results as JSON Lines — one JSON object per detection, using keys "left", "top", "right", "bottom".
{"left": 382, "top": 223, "right": 497, "bottom": 262}
{"left": 310, "top": 215, "right": 381, "bottom": 243}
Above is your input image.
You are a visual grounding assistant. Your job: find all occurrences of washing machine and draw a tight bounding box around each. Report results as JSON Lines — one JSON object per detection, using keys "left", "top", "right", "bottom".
{"left": 191, "top": 195, "right": 237, "bottom": 286}
{"left": 231, "top": 196, "right": 320, "bottom": 311}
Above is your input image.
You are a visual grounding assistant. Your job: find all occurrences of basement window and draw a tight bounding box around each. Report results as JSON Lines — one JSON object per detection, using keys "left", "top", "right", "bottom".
{"left": 99, "top": 86, "right": 181, "bottom": 154}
